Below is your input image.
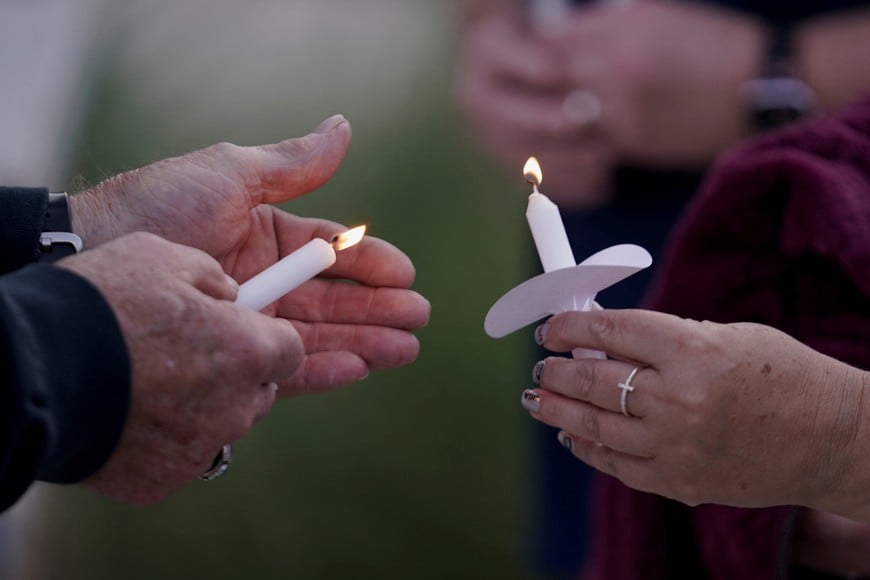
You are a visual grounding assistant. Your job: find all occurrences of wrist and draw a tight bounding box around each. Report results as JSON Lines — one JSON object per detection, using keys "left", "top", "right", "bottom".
{"left": 812, "top": 367, "right": 870, "bottom": 522}
{"left": 68, "top": 189, "right": 117, "bottom": 249}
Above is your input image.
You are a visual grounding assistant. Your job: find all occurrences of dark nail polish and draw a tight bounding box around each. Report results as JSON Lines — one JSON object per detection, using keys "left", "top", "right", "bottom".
{"left": 521, "top": 389, "right": 541, "bottom": 413}
{"left": 557, "top": 431, "right": 573, "bottom": 451}
{"left": 534, "top": 323, "right": 548, "bottom": 346}
{"left": 532, "top": 360, "right": 545, "bottom": 385}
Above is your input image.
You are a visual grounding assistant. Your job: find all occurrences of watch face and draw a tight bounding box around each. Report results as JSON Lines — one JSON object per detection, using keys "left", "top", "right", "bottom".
{"left": 743, "top": 77, "right": 818, "bottom": 132}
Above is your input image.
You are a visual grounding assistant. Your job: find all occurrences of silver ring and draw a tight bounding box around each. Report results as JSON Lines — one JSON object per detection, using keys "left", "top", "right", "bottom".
{"left": 618, "top": 367, "right": 641, "bottom": 417}
{"left": 200, "top": 444, "right": 232, "bottom": 481}
{"left": 562, "top": 89, "right": 602, "bottom": 127}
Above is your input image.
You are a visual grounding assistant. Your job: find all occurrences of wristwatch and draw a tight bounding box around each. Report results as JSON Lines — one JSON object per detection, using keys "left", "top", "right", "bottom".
{"left": 39, "top": 192, "right": 82, "bottom": 262}
{"left": 743, "top": 22, "right": 818, "bottom": 133}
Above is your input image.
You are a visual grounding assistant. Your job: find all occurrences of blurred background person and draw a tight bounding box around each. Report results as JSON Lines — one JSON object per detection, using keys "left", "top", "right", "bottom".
{"left": 457, "top": 0, "right": 870, "bottom": 576}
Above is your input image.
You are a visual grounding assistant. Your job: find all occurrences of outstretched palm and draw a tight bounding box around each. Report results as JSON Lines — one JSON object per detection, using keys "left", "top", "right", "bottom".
{"left": 72, "top": 116, "right": 429, "bottom": 394}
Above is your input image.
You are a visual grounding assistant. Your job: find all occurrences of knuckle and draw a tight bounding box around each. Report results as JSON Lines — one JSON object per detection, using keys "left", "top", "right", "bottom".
{"left": 536, "top": 396, "right": 558, "bottom": 424}
{"left": 251, "top": 334, "right": 283, "bottom": 376}
{"left": 677, "top": 389, "right": 715, "bottom": 423}
{"left": 677, "top": 320, "right": 725, "bottom": 358}
{"left": 223, "top": 406, "right": 254, "bottom": 443}
{"left": 598, "top": 444, "right": 619, "bottom": 477}
{"left": 572, "top": 363, "right": 597, "bottom": 400}
{"left": 588, "top": 310, "right": 620, "bottom": 345}
{"left": 209, "top": 141, "right": 242, "bottom": 157}
{"left": 582, "top": 407, "right": 602, "bottom": 442}
{"left": 671, "top": 477, "right": 703, "bottom": 506}
{"left": 229, "top": 328, "right": 272, "bottom": 377}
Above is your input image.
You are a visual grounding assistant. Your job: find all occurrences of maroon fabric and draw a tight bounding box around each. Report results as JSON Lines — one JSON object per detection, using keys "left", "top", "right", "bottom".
{"left": 584, "top": 95, "right": 870, "bottom": 579}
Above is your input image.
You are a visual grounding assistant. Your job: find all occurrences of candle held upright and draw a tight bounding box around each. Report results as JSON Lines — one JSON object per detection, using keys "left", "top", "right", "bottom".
{"left": 524, "top": 157, "right": 576, "bottom": 273}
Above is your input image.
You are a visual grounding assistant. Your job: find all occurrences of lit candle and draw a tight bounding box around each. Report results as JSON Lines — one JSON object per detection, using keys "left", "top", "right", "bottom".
{"left": 524, "top": 157, "right": 576, "bottom": 272}
{"left": 235, "top": 225, "right": 366, "bottom": 311}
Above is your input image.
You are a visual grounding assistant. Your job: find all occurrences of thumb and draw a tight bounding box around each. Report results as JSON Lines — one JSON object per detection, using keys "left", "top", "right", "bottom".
{"left": 250, "top": 114, "right": 352, "bottom": 205}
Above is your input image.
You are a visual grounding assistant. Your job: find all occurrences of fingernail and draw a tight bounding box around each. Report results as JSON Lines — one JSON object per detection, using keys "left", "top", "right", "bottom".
{"left": 521, "top": 389, "right": 541, "bottom": 412}
{"left": 225, "top": 274, "right": 240, "bottom": 292}
{"left": 532, "top": 360, "right": 545, "bottom": 385}
{"left": 313, "top": 114, "right": 347, "bottom": 134}
{"left": 534, "top": 323, "right": 549, "bottom": 346}
{"left": 557, "top": 431, "right": 573, "bottom": 452}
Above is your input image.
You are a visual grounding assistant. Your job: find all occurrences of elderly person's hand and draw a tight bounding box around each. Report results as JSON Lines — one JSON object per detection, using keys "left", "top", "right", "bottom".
{"left": 522, "top": 309, "right": 870, "bottom": 523}
{"left": 69, "top": 115, "right": 430, "bottom": 394}
{"left": 59, "top": 233, "right": 301, "bottom": 504}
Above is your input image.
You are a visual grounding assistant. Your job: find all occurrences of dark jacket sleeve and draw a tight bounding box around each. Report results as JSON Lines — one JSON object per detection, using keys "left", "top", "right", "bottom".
{"left": 0, "top": 186, "right": 49, "bottom": 274}
{"left": 0, "top": 265, "right": 130, "bottom": 511}
{"left": 0, "top": 186, "right": 131, "bottom": 512}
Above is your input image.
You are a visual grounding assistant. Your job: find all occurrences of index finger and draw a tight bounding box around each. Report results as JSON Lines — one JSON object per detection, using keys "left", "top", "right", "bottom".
{"left": 541, "top": 309, "right": 697, "bottom": 366}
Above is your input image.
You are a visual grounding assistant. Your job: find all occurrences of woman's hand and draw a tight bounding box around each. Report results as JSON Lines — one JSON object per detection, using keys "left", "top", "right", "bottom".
{"left": 523, "top": 309, "right": 870, "bottom": 520}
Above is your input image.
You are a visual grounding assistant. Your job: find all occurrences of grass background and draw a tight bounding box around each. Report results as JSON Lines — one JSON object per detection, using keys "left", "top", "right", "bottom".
{"left": 37, "top": 3, "right": 544, "bottom": 578}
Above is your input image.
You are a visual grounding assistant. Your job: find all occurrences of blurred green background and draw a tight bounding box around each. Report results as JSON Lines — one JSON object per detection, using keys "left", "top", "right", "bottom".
{"left": 30, "top": 2, "right": 542, "bottom": 579}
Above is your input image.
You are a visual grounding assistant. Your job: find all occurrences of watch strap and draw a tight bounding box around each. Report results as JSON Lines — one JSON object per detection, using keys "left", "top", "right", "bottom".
{"left": 39, "top": 192, "right": 82, "bottom": 262}
{"left": 746, "top": 21, "right": 818, "bottom": 133}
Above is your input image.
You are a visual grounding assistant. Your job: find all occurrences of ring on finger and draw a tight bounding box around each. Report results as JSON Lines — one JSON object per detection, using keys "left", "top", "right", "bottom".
{"left": 617, "top": 366, "right": 644, "bottom": 418}
{"left": 562, "top": 89, "right": 602, "bottom": 128}
{"left": 200, "top": 444, "right": 233, "bottom": 481}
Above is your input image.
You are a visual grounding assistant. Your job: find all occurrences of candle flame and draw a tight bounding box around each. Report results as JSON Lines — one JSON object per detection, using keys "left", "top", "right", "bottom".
{"left": 331, "top": 225, "right": 367, "bottom": 251}
{"left": 523, "top": 157, "right": 543, "bottom": 187}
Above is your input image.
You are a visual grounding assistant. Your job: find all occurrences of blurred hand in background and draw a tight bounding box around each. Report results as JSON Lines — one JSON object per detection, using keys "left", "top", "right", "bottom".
{"left": 456, "top": 0, "right": 870, "bottom": 207}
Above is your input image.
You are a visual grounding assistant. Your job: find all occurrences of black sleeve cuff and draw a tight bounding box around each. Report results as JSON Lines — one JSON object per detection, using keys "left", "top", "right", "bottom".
{"left": 0, "top": 264, "right": 130, "bottom": 509}
{"left": 0, "top": 187, "right": 48, "bottom": 274}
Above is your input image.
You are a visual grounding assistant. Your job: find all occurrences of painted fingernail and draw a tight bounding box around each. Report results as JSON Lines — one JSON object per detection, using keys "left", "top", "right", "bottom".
{"left": 521, "top": 389, "right": 541, "bottom": 413}
{"left": 532, "top": 360, "right": 545, "bottom": 385}
{"left": 534, "top": 323, "right": 549, "bottom": 346}
{"left": 557, "top": 431, "right": 573, "bottom": 452}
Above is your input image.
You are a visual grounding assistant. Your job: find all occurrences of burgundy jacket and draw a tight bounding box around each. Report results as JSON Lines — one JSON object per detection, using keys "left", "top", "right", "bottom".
{"left": 583, "top": 96, "right": 870, "bottom": 579}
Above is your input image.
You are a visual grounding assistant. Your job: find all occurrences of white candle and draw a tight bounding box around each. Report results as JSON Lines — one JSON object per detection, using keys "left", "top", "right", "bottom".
{"left": 524, "top": 157, "right": 576, "bottom": 272}
{"left": 235, "top": 226, "right": 366, "bottom": 311}
{"left": 235, "top": 239, "right": 335, "bottom": 311}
